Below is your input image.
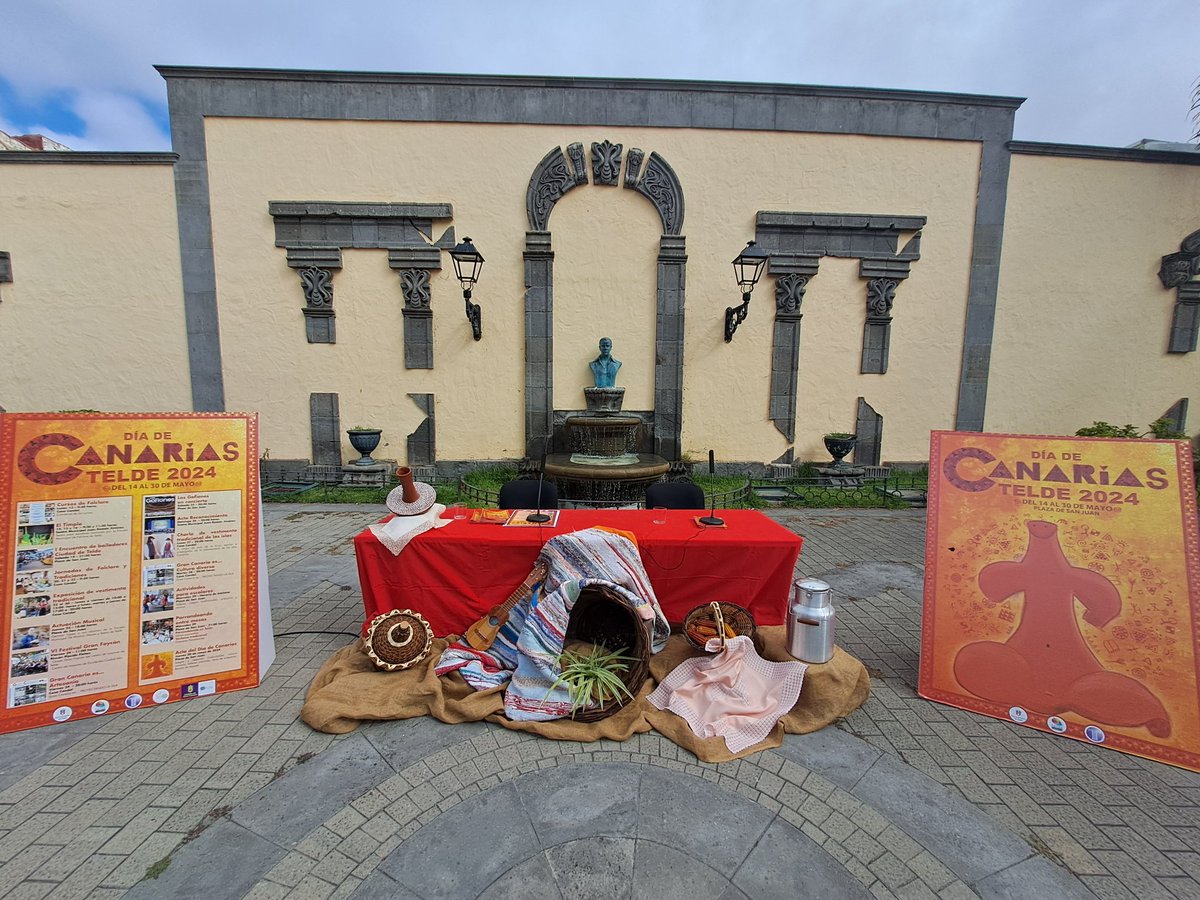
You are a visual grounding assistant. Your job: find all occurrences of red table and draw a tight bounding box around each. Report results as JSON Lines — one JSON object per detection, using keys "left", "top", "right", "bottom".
{"left": 354, "top": 509, "right": 803, "bottom": 637}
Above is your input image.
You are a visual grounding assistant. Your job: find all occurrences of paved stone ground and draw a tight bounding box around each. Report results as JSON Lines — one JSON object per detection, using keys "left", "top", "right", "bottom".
{"left": 0, "top": 504, "right": 1195, "bottom": 899}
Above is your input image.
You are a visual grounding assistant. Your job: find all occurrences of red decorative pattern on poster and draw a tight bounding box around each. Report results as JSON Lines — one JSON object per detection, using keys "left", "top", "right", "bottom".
{"left": 921, "top": 432, "right": 1200, "bottom": 771}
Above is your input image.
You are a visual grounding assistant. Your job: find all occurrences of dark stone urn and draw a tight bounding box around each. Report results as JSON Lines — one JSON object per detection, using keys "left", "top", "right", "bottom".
{"left": 347, "top": 428, "right": 382, "bottom": 466}
{"left": 822, "top": 433, "right": 857, "bottom": 469}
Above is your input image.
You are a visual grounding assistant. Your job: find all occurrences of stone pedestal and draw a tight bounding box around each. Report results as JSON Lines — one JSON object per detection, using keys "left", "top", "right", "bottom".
{"left": 341, "top": 463, "right": 388, "bottom": 487}
{"left": 584, "top": 387, "right": 625, "bottom": 413}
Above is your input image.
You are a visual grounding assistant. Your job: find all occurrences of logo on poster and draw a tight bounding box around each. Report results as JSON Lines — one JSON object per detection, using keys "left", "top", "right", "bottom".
{"left": 124, "top": 694, "right": 143, "bottom": 709}
{"left": 1047, "top": 716, "right": 1068, "bottom": 734}
{"left": 1008, "top": 706, "right": 1028, "bottom": 724}
{"left": 180, "top": 683, "right": 198, "bottom": 699}
{"left": 197, "top": 680, "right": 217, "bottom": 697}
{"left": 90, "top": 699, "right": 109, "bottom": 715}
{"left": 942, "top": 446, "right": 1169, "bottom": 494}
{"left": 1085, "top": 725, "right": 1106, "bottom": 744}
{"left": 15, "top": 431, "right": 241, "bottom": 486}
{"left": 152, "top": 689, "right": 170, "bottom": 704}
{"left": 52, "top": 706, "right": 72, "bottom": 722}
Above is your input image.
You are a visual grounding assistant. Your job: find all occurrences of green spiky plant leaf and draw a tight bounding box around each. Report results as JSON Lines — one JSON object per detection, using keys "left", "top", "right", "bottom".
{"left": 545, "top": 646, "right": 637, "bottom": 718}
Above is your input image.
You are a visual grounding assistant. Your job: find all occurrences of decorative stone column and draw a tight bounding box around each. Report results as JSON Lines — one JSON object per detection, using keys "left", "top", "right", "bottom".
{"left": 861, "top": 278, "right": 897, "bottom": 374}
{"left": 768, "top": 265, "right": 817, "bottom": 442}
{"left": 654, "top": 235, "right": 687, "bottom": 461}
{"left": 286, "top": 248, "right": 342, "bottom": 344}
{"left": 524, "top": 231, "right": 554, "bottom": 459}
{"left": 389, "top": 247, "right": 442, "bottom": 369}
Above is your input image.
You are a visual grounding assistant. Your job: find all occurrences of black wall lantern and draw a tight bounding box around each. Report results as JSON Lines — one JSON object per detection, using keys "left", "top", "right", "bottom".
{"left": 450, "top": 236, "right": 485, "bottom": 341}
{"left": 725, "top": 240, "right": 769, "bottom": 342}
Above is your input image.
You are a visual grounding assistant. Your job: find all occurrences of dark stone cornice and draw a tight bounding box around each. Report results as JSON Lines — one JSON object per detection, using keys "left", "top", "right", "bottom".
{"left": 154, "top": 66, "right": 1025, "bottom": 110}
{"left": 0, "top": 151, "right": 177, "bottom": 165}
{"left": 1009, "top": 141, "right": 1200, "bottom": 166}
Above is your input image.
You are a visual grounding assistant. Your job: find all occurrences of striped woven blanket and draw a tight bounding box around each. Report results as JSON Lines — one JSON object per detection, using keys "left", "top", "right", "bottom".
{"left": 435, "top": 527, "right": 669, "bottom": 720}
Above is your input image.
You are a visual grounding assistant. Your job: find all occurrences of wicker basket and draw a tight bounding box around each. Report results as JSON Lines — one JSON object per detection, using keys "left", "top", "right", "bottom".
{"left": 364, "top": 609, "right": 434, "bottom": 671}
{"left": 561, "top": 584, "right": 652, "bottom": 722}
{"left": 683, "top": 601, "right": 756, "bottom": 651}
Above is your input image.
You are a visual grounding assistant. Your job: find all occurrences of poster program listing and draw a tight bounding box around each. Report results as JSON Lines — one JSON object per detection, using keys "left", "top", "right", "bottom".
{"left": 8, "top": 489, "right": 245, "bottom": 710}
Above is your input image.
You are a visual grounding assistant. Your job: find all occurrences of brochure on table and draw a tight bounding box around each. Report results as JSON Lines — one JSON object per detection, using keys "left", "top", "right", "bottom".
{"left": 921, "top": 431, "right": 1200, "bottom": 771}
{"left": 1, "top": 412, "right": 273, "bottom": 734}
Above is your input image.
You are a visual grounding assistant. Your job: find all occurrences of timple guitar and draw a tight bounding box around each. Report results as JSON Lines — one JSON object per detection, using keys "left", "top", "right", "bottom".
{"left": 463, "top": 560, "right": 549, "bottom": 651}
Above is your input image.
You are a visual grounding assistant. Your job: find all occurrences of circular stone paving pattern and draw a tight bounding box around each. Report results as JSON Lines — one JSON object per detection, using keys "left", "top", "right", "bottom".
{"left": 352, "top": 764, "right": 871, "bottom": 899}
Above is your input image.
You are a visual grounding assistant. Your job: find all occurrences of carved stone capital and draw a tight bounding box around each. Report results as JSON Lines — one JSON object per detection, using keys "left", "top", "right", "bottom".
{"left": 1159, "top": 251, "right": 1199, "bottom": 288}
{"left": 775, "top": 274, "right": 809, "bottom": 319}
{"left": 398, "top": 268, "right": 431, "bottom": 314}
{"left": 591, "top": 140, "right": 623, "bottom": 185}
{"left": 298, "top": 266, "right": 334, "bottom": 310}
{"left": 866, "top": 278, "right": 898, "bottom": 319}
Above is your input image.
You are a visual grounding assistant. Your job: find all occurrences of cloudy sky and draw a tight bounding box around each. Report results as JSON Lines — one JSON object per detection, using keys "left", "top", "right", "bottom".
{"left": 1, "top": 0, "right": 1197, "bottom": 152}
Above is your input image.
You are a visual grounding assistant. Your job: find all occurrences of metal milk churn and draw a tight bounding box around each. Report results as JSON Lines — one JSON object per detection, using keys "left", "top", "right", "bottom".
{"left": 788, "top": 578, "right": 836, "bottom": 663}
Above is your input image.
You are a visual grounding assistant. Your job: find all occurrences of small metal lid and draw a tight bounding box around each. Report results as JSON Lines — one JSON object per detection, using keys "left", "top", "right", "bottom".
{"left": 795, "top": 578, "right": 830, "bottom": 593}
{"left": 793, "top": 578, "right": 832, "bottom": 608}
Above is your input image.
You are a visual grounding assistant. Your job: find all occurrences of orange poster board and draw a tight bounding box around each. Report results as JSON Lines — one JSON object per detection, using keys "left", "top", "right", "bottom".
{"left": 0, "top": 412, "right": 266, "bottom": 734}
{"left": 921, "top": 431, "right": 1200, "bottom": 771}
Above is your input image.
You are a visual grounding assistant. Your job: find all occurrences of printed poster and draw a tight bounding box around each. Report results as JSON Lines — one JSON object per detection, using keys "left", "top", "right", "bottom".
{"left": 921, "top": 431, "right": 1200, "bottom": 771}
{"left": 0, "top": 412, "right": 271, "bottom": 734}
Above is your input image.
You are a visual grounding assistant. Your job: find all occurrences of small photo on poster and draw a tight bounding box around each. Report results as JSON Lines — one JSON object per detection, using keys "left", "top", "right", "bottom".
{"left": 141, "top": 617, "right": 174, "bottom": 645}
{"left": 143, "top": 530, "right": 175, "bottom": 560}
{"left": 9, "top": 679, "right": 48, "bottom": 708}
{"left": 11, "top": 625, "right": 49, "bottom": 651}
{"left": 17, "top": 502, "right": 55, "bottom": 526}
{"left": 11, "top": 649, "right": 49, "bottom": 678}
{"left": 16, "top": 524, "right": 55, "bottom": 548}
{"left": 16, "top": 548, "right": 54, "bottom": 572}
{"left": 14, "top": 596, "right": 51, "bottom": 619}
{"left": 143, "top": 565, "right": 175, "bottom": 589}
{"left": 14, "top": 571, "right": 53, "bottom": 596}
{"left": 142, "top": 589, "right": 174, "bottom": 614}
{"left": 141, "top": 651, "right": 174, "bottom": 680}
{"left": 143, "top": 495, "right": 176, "bottom": 518}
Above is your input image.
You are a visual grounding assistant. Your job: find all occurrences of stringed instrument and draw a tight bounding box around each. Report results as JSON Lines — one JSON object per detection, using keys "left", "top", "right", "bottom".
{"left": 463, "top": 559, "right": 549, "bottom": 651}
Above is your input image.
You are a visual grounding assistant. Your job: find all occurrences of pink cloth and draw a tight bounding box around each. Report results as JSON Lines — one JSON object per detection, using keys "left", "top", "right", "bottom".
{"left": 648, "top": 635, "right": 808, "bottom": 753}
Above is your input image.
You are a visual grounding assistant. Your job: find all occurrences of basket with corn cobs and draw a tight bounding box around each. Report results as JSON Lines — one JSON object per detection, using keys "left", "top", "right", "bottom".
{"left": 683, "top": 601, "right": 756, "bottom": 651}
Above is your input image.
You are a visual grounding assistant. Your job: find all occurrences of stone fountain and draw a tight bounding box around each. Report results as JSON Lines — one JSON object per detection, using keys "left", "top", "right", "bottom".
{"left": 543, "top": 338, "right": 669, "bottom": 505}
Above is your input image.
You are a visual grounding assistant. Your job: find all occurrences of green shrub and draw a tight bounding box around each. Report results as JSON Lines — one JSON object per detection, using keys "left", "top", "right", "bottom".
{"left": 1075, "top": 420, "right": 1186, "bottom": 440}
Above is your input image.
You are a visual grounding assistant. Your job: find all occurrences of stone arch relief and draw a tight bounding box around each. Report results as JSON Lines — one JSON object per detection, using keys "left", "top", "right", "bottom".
{"left": 522, "top": 141, "right": 686, "bottom": 459}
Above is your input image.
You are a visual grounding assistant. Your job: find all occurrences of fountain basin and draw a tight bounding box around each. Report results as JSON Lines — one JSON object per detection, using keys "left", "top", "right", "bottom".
{"left": 544, "top": 452, "right": 670, "bottom": 505}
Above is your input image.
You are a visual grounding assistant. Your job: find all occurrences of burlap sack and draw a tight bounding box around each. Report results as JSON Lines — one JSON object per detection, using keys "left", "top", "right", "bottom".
{"left": 301, "top": 626, "right": 869, "bottom": 763}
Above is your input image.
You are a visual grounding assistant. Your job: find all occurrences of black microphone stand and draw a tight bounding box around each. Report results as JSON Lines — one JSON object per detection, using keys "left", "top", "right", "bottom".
{"left": 526, "top": 434, "right": 552, "bottom": 524}
{"left": 698, "top": 449, "right": 725, "bottom": 526}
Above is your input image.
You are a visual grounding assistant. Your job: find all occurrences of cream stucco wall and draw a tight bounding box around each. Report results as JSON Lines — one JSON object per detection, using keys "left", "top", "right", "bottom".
{"left": 988, "top": 154, "right": 1200, "bottom": 438}
{"left": 204, "top": 118, "right": 982, "bottom": 463}
{"left": 0, "top": 162, "right": 191, "bottom": 413}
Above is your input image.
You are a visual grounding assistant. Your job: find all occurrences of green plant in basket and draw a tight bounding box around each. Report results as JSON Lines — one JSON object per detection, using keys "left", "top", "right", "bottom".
{"left": 546, "top": 646, "right": 636, "bottom": 718}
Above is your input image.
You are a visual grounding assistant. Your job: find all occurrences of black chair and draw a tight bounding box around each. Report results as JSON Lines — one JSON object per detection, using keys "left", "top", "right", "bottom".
{"left": 498, "top": 479, "right": 559, "bottom": 510}
{"left": 645, "top": 480, "right": 706, "bottom": 510}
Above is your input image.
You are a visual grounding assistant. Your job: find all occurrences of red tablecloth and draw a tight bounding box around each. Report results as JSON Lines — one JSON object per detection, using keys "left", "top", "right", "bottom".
{"left": 354, "top": 509, "right": 803, "bottom": 637}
